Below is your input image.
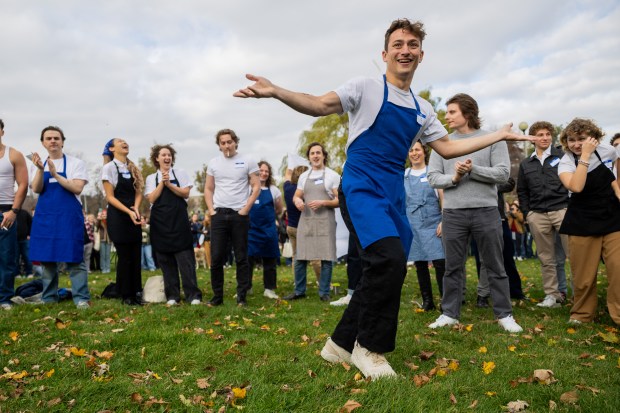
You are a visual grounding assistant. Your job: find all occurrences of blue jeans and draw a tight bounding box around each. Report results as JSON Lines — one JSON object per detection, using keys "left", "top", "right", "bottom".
{"left": 141, "top": 244, "right": 156, "bottom": 270}
{"left": 100, "top": 241, "right": 111, "bottom": 273}
{"left": 294, "top": 259, "right": 333, "bottom": 297}
{"left": 0, "top": 219, "right": 17, "bottom": 304}
{"left": 42, "top": 260, "right": 90, "bottom": 304}
{"left": 555, "top": 233, "right": 568, "bottom": 294}
{"left": 13, "top": 239, "right": 33, "bottom": 276}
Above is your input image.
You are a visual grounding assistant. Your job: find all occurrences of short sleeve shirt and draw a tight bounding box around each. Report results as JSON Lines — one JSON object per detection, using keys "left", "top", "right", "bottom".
{"left": 558, "top": 142, "right": 620, "bottom": 175}
{"left": 207, "top": 153, "right": 259, "bottom": 210}
{"left": 297, "top": 167, "right": 340, "bottom": 199}
{"left": 31, "top": 154, "right": 88, "bottom": 203}
{"left": 144, "top": 168, "right": 193, "bottom": 203}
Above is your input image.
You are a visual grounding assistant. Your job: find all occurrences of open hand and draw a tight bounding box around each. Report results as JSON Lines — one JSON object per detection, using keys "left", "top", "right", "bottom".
{"left": 233, "top": 74, "right": 276, "bottom": 98}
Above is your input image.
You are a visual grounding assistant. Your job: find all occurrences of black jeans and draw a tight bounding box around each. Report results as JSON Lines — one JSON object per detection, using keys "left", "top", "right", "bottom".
{"left": 156, "top": 248, "right": 202, "bottom": 302}
{"left": 114, "top": 242, "right": 142, "bottom": 299}
{"left": 331, "top": 187, "right": 407, "bottom": 354}
{"left": 347, "top": 235, "right": 362, "bottom": 291}
{"left": 210, "top": 208, "right": 250, "bottom": 300}
{"left": 248, "top": 256, "right": 277, "bottom": 290}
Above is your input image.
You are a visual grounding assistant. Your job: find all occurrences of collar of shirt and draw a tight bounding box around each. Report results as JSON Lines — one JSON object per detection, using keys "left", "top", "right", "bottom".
{"left": 530, "top": 146, "right": 551, "bottom": 165}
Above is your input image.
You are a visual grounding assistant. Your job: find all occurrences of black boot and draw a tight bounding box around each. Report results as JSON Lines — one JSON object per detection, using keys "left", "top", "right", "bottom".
{"left": 415, "top": 261, "right": 436, "bottom": 311}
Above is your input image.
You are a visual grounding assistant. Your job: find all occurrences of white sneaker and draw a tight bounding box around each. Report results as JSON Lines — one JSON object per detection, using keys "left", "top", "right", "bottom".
{"left": 166, "top": 299, "right": 178, "bottom": 306}
{"left": 330, "top": 295, "right": 351, "bottom": 307}
{"left": 429, "top": 314, "right": 459, "bottom": 329}
{"left": 351, "top": 341, "right": 397, "bottom": 380}
{"left": 537, "top": 295, "right": 561, "bottom": 308}
{"left": 10, "top": 296, "right": 26, "bottom": 305}
{"left": 190, "top": 299, "right": 201, "bottom": 305}
{"left": 498, "top": 315, "right": 523, "bottom": 333}
{"left": 263, "top": 289, "right": 279, "bottom": 299}
{"left": 76, "top": 301, "right": 91, "bottom": 310}
{"left": 1, "top": 303, "right": 12, "bottom": 311}
{"left": 568, "top": 318, "right": 583, "bottom": 325}
{"left": 320, "top": 338, "right": 352, "bottom": 364}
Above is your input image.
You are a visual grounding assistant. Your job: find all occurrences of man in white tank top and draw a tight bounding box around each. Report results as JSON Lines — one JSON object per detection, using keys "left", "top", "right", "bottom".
{"left": 0, "top": 119, "right": 29, "bottom": 310}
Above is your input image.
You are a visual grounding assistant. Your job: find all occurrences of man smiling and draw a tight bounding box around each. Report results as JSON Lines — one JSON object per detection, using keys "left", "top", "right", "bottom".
{"left": 234, "top": 18, "right": 531, "bottom": 379}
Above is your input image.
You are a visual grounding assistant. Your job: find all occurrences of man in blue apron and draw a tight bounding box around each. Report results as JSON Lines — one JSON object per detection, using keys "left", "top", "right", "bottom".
{"left": 0, "top": 118, "right": 29, "bottom": 311}
{"left": 29, "top": 126, "right": 91, "bottom": 309}
{"left": 234, "top": 18, "right": 532, "bottom": 379}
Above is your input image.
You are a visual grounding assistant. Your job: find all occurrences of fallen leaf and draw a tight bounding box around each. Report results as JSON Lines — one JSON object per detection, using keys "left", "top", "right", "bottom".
{"left": 533, "top": 369, "right": 557, "bottom": 385}
{"left": 575, "top": 384, "right": 600, "bottom": 394}
{"left": 595, "top": 355, "right": 606, "bottom": 360}
{"left": 508, "top": 345, "right": 516, "bottom": 352}
{"left": 469, "top": 399, "right": 478, "bottom": 409}
{"left": 567, "top": 328, "right": 576, "bottom": 334}
{"left": 46, "top": 369, "right": 55, "bottom": 378}
{"left": 350, "top": 389, "right": 367, "bottom": 394}
{"left": 482, "top": 361, "right": 495, "bottom": 375}
{"left": 478, "top": 346, "right": 488, "bottom": 354}
{"left": 404, "top": 361, "right": 419, "bottom": 371}
{"left": 597, "top": 331, "right": 618, "bottom": 344}
{"left": 413, "top": 374, "right": 430, "bottom": 387}
{"left": 485, "top": 391, "right": 497, "bottom": 397}
{"left": 260, "top": 325, "right": 270, "bottom": 331}
{"left": 232, "top": 387, "right": 246, "bottom": 399}
{"left": 131, "top": 393, "right": 143, "bottom": 403}
{"left": 341, "top": 362, "right": 351, "bottom": 371}
{"left": 578, "top": 353, "right": 590, "bottom": 359}
{"left": 55, "top": 318, "right": 67, "bottom": 329}
{"left": 179, "top": 394, "right": 192, "bottom": 406}
{"left": 308, "top": 370, "right": 317, "bottom": 378}
{"left": 450, "top": 393, "right": 457, "bottom": 404}
{"left": 549, "top": 400, "right": 557, "bottom": 410}
{"left": 197, "top": 378, "right": 211, "bottom": 389}
{"left": 560, "top": 390, "right": 578, "bottom": 404}
{"left": 9, "top": 331, "right": 18, "bottom": 341}
{"left": 70, "top": 347, "right": 86, "bottom": 357}
{"left": 465, "top": 324, "right": 473, "bottom": 332}
{"left": 419, "top": 350, "right": 435, "bottom": 360}
{"left": 47, "top": 397, "right": 62, "bottom": 406}
{"left": 340, "top": 399, "right": 362, "bottom": 412}
{"left": 506, "top": 400, "right": 529, "bottom": 411}
{"left": 312, "top": 319, "right": 321, "bottom": 327}
{"left": 353, "top": 373, "right": 363, "bottom": 381}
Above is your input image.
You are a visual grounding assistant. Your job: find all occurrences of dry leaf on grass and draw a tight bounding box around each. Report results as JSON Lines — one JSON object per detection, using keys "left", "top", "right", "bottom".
{"left": 340, "top": 400, "right": 362, "bottom": 412}
{"left": 197, "top": 378, "right": 211, "bottom": 389}
{"left": 560, "top": 390, "right": 579, "bottom": 404}
{"left": 419, "top": 350, "right": 435, "bottom": 360}
{"left": 532, "top": 369, "right": 557, "bottom": 385}
{"left": 55, "top": 318, "right": 68, "bottom": 329}
{"left": 469, "top": 399, "right": 478, "bottom": 409}
{"left": 450, "top": 393, "right": 457, "bottom": 404}
{"left": 505, "top": 400, "right": 529, "bottom": 411}
{"left": 482, "top": 361, "right": 495, "bottom": 375}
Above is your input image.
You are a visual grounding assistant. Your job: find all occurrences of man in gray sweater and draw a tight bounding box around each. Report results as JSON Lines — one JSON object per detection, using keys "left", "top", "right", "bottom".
{"left": 427, "top": 93, "right": 522, "bottom": 333}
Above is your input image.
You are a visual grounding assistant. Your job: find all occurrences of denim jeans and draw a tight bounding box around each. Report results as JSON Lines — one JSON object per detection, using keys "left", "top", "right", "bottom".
{"left": 42, "top": 260, "right": 90, "bottom": 304}
{"left": 0, "top": 219, "right": 17, "bottom": 304}
{"left": 293, "top": 259, "right": 333, "bottom": 297}
{"left": 555, "top": 233, "right": 568, "bottom": 294}
{"left": 13, "top": 239, "right": 33, "bottom": 276}
{"left": 141, "top": 244, "right": 156, "bottom": 270}
{"left": 100, "top": 241, "right": 111, "bottom": 273}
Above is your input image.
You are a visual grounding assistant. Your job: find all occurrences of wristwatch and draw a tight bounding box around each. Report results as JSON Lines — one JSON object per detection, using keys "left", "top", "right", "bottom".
{"left": 11, "top": 208, "right": 20, "bottom": 214}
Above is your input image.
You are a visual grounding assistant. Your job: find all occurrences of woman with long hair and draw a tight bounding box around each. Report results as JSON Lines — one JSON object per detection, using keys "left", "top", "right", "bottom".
{"left": 101, "top": 138, "right": 144, "bottom": 305}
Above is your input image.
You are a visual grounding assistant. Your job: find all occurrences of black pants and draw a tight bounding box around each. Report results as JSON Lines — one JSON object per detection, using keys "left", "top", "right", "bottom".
{"left": 414, "top": 259, "right": 445, "bottom": 297}
{"left": 114, "top": 242, "right": 142, "bottom": 299}
{"left": 210, "top": 208, "right": 250, "bottom": 300}
{"left": 248, "top": 256, "right": 277, "bottom": 290}
{"left": 347, "top": 235, "right": 362, "bottom": 291}
{"left": 331, "top": 187, "right": 407, "bottom": 354}
{"left": 156, "top": 248, "right": 202, "bottom": 302}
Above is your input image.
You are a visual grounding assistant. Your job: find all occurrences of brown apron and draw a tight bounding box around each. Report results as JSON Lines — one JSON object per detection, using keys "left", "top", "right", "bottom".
{"left": 296, "top": 170, "right": 337, "bottom": 261}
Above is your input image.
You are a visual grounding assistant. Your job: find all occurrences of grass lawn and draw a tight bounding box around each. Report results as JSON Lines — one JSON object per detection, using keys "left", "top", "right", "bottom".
{"left": 1, "top": 258, "right": 619, "bottom": 412}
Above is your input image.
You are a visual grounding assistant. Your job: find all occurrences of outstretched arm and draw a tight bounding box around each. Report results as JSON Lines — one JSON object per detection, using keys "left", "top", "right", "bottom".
{"left": 428, "top": 124, "right": 535, "bottom": 160}
{"left": 234, "top": 74, "right": 343, "bottom": 117}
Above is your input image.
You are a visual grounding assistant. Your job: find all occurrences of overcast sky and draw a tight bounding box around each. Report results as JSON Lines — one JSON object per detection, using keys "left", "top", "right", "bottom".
{"left": 1, "top": 0, "right": 618, "bottom": 194}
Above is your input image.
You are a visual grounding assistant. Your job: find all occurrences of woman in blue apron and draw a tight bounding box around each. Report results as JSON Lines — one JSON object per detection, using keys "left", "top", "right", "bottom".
{"left": 247, "top": 161, "right": 283, "bottom": 300}
{"left": 404, "top": 141, "right": 444, "bottom": 311}
{"left": 145, "top": 144, "right": 201, "bottom": 305}
{"left": 30, "top": 126, "right": 90, "bottom": 308}
{"left": 101, "top": 138, "right": 144, "bottom": 306}
{"left": 558, "top": 118, "right": 620, "bottom": 325}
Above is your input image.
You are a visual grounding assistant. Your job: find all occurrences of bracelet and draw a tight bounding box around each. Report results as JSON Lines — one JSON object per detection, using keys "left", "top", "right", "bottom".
{"left": 577, "top": 160, "right": 590, "bottom": 167}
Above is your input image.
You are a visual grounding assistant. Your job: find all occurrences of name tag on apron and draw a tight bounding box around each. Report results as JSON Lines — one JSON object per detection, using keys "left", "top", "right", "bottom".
{"left": 604, "top": 159, "right": 613, "bottom": 170}
{"left": 121, "top": 172, "right": 131, "bottom": 179}
{"left": 235, "top": 162, "right": 246, "bottom": 168}
{"left": 420, "top": 177, "right": 428, "bottom": 182}
{"left": 49, "top": 178, "right": 58, "bottom": 183}
{"left": 314, "top": 179, "right": 324, "bottom": 185}
{"left": 254, "top": 199, "right": 260, "bottom": 204}
{"left": 549, "top": 157, "right": 560, "bottom": 167}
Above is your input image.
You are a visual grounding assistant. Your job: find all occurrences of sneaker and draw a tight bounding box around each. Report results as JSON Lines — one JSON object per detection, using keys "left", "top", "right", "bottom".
{"left": 330, "top": 295, "right": 351, "bottom": 307}
{"left": 76, "top": 301, "right": 91, "bottom": 310}
{"left": 190, "top": 299, "right": 201, "bottom": 305}
{"left": 429, "top": 314, "right": 459, "bottom": 329}
{"left": 283, "top": 292, "right": 306, "bottom": 300}
{"left": 166, "top": 299, "right": 178, "bottom": 306}
{"left": 568, "top": 318, "right": 583, "bottom": 325}
{"left": 476, "top": 295, "right": 490, "bottom": 308}
{"left": 263, "top": 289, "right": 279, "bottom": 299}
{"left": 10, "top": 296, "right": 27, "bottom": 305}
{"left": 536, "top": 295, "right": 561, "bottom": 308}
{"left": 1, "top": 303, "right": 12, "bottom": 311}
{"left": 351, "top": 341, "right": 397, "bottom": 380}
{"left": 320, "top": 338, "right": 352, "bottom": 364}
{"left": 517, "top": 257, "right": 524, "bottom": 261}
{"left": 319, "top": 295, "right": 330, "bottom": 302}
{"left": 498, "top": 315, "right": 523, "bottom": 333}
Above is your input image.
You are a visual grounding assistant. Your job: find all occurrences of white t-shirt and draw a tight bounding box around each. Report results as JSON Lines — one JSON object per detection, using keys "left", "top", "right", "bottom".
{"left": 297, "top": 167, "right": 340, "bottom": 199}
{"left": 101, "top": 159, "right": 133, "bottom": 188}
{"left": 335, "top": 76, "right": 447, "bottom": 151}
{"left": 144, "top": 168, "right": 193, "bottom": 203}
{"left": 207, "top": 153, "right": 259, "bottom": 210}
{"left": 558, "top": 142, "right": 620, "bottom": 174}
{"left": 405, "top": 167, "right": 439, "bottom": 198}
{"left": 30, "top": 154, "right": 88, "bottom": 203}
{"left": 254, "top": 185, "right": 282, "bottom": 205}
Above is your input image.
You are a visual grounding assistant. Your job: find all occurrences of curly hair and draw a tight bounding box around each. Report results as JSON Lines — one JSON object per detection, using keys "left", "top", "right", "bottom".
{"left": 258, "top": 161, "right": 275, "bottom": 187}
{"left": 559, "top": 118, "right": 604, "bottom": 153}
{"left": 150, "top": 144, "right": 176, "bottom": 169}
{"left": 384, "top": 19, "right": 426, "bottom": 51}
{"left": 528, "top": 121, "right": 554, "bottom": 137}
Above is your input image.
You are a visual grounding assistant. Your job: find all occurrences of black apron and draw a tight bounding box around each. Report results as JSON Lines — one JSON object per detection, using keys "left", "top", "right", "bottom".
{"left": 559, "top": 151, "right": 620, "bottom": 236}
{"left": 149, "top": 170, "right": 193, "bottom": 253}
{"left": 106, "top": 162, "right": 142, "bottom": 244}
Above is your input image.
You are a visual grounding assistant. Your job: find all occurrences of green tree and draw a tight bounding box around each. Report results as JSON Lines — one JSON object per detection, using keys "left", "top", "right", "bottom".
{"left": 193, "top": 163, "right": 209, "bottom": 211}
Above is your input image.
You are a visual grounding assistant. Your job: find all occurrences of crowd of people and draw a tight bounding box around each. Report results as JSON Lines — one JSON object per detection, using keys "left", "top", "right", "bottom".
{"left": 1, "top": 18, "right": 619, "bottom": 381}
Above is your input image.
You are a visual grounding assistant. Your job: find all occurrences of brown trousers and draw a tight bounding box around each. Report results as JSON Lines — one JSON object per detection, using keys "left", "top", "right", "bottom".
{"left": 568, "top": 231, "right": 620, "bottom": 324}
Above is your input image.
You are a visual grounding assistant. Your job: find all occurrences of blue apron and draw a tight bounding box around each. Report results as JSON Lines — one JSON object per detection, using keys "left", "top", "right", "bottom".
{"left": 404, "top": 167, "right": 445, "bottom": 261}
{"left": 30, "top": 155, "right": 84, "bottom": 263}
{"left": 342, "top": 75, "right": 424, "bottom": 253}
{"left": 248, "top": 186, "right": 280, "bottom": 258}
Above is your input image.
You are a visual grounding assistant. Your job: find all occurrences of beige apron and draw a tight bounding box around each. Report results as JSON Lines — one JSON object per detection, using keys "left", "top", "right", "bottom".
{"left": 296, "top": 170, "right": 337, "bottom": 261}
